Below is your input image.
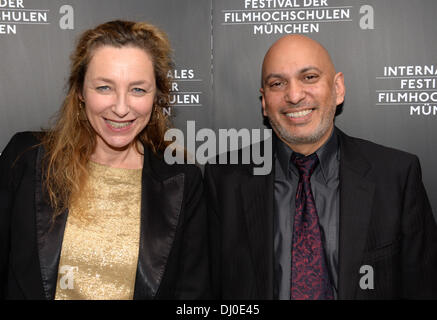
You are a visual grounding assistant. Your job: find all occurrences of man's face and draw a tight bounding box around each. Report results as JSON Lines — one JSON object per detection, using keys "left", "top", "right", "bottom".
{"left": 260, "top": 36, "right": 345, "bottom": 153}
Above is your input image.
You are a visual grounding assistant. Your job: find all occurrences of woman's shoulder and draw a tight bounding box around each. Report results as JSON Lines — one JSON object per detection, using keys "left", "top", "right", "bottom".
{"left": 5, "top": 131, "right": 42, "bottom": 148}
{"left": 1, "top": 131, "right": 43, "bottom": 165}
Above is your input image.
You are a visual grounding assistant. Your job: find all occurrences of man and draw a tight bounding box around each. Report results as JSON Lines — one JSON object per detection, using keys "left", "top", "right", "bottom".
{"left": 204, "top": 35, "right": 437, "bottom": 299}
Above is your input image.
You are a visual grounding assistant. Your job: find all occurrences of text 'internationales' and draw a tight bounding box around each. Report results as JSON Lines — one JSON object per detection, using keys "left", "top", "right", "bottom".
{"left": 377, "top": 65, "right": 437, "bottom": 116}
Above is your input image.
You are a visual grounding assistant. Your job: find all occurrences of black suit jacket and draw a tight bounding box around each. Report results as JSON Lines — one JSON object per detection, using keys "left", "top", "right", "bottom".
{"left": 0, "top": 132, "right": 209, "bottom": 299}
{"left": 205, "top": 128, "right": 437, "bottom": 299}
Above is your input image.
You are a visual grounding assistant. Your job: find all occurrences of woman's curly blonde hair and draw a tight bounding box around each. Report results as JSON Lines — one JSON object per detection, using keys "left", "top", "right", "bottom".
{"left": 41, "top": 20, "right": 174, "bottom": 218}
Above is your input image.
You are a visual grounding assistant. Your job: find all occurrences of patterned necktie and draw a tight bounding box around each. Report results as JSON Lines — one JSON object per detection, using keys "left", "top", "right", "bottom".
{"left": 290, "top": 153, "right": 333, "bottom": 300}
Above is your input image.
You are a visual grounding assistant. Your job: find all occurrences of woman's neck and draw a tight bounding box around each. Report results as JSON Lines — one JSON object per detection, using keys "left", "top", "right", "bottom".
{"left": 90, "top": 140, "right": 144, "bottom": 169}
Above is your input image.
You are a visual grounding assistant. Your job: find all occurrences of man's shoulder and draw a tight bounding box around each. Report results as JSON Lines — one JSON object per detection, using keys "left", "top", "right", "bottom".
{"left": 339, "top": 130, "right": 419, "bottom": 169}
{"left": 343, "top": 131, "right": 415, "bottom": 156}
{"left": 204, "top": 140, "right": 273, "bottom": 180}
{"left": 204, "top": 158, "right": 255, "bottom": 181}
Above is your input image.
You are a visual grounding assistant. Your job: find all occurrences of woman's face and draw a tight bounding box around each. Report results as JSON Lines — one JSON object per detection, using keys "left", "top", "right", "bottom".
{"left": 81, "top": 45, "right": 156, "bottom": 153}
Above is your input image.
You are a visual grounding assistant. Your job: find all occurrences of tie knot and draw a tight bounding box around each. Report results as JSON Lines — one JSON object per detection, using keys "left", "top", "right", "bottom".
{"left": 291, "top": 152, "right": 319, "bottom": 178}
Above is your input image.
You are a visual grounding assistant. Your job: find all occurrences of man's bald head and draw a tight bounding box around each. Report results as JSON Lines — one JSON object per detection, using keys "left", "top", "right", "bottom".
{"left": 262, "top": 35, "right": 336, "bottom": 88}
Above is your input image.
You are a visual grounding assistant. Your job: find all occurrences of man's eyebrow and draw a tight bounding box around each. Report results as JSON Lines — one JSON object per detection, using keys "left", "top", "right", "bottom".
{"left": 263, "top": 67, "right": 323, "bottom": 83}
{"left": 300, "top": 66, "right": 322, "bottom": 74}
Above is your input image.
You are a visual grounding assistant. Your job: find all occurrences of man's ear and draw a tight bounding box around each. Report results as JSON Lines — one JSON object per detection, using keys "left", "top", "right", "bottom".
{"left": 260, "top": 87, "right": 267, "bottom": 117}
{"left": 334, "top": 72, "right": 345, "bottom": 106}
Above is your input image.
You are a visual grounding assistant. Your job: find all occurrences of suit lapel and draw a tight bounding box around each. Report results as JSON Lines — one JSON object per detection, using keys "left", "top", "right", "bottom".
{"left": 133, "top": 147, "right": 185, "bottom": 299}
{"left": 337, "top": 130, "right": 375, "bottom": 299}
{"left": 241, "top": 166, "right": 274, "bottom": 299}
{"left": 35, "top": 146, "right": 68, "bottom": 300}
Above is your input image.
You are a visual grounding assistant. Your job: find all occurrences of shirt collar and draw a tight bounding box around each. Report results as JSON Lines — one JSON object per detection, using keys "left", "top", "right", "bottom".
{"left": 275, "top": 127, "right": 339, "bottom": 184}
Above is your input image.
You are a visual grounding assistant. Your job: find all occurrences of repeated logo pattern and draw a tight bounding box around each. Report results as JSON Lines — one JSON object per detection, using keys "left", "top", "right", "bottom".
{"left": 291, "top": 153, "right": 333, "bottom": 300}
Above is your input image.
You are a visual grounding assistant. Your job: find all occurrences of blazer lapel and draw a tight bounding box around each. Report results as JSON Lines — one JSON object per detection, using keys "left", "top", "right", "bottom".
{"left": 133, "top": 147, "right": 185, "bottom": 299}
{"left": 34, "top": 146, "right": 68, "bottom": 300}
{"left": 34, "top": 144, "right": 183, "bottom": 300}
{"left": 241, "top": 166, "right": 274, "bottom": 299}
{"left": 337, "top": 130, "right": 375, "bottom": 299}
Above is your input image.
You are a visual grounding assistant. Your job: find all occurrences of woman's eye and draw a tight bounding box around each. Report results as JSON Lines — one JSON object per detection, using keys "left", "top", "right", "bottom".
{"left": 96, "top": 86, "right": 110, "bottom": 92}
{"left": 132, "top": 88, "right": 146, "bottom": 94}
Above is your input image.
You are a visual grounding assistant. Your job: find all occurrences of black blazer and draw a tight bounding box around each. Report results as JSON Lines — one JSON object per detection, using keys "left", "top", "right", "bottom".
{"left": 0, "top": 132, "right": 209, "bottom": 299}
{"left": 205, "top": 128, "right": 437, "bottom": 299}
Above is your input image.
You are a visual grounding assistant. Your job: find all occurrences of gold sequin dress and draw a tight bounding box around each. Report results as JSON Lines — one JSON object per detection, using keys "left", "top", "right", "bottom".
{"left": 54, "top": 161, "right": 142, "bottom": 300}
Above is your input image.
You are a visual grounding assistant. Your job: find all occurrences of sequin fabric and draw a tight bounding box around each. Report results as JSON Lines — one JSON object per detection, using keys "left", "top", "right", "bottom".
{"left": 54, "top": 161, "right": 142, "bottom": 300}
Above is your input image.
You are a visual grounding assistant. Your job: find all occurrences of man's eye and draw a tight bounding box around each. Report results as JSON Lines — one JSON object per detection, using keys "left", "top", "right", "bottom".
{"left": 304, "top": 74, "right": 319, "bottom": 81}
{"left": 270, "top": 81, "right": 283, "bottom": 88}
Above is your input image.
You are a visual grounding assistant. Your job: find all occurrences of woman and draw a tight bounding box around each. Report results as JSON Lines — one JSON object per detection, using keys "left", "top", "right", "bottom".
{"left": 0, "top": 20, "right": 209, "bottom": 299}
